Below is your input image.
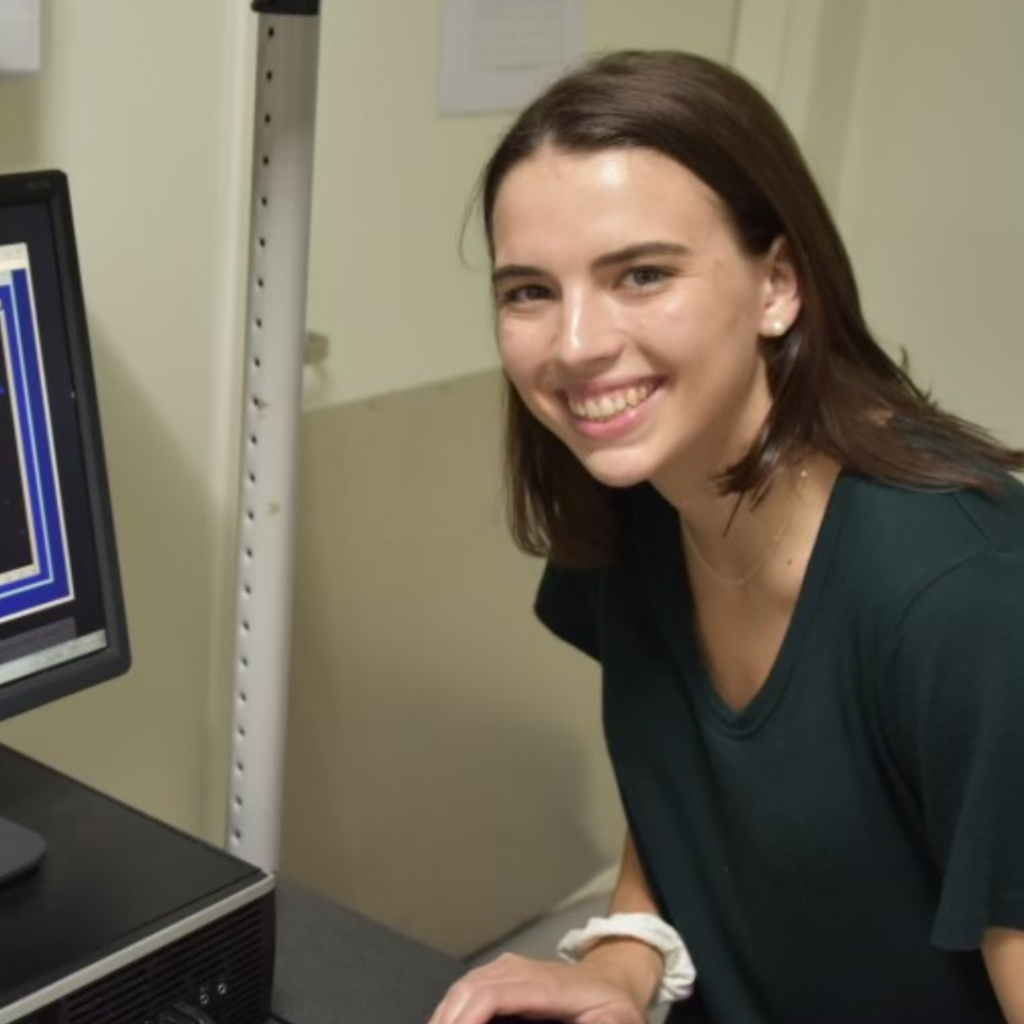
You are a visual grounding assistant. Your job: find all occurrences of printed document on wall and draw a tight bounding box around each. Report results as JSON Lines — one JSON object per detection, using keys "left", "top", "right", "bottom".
{"left": 438, "top": 0, "right": 584, "bottom": 115}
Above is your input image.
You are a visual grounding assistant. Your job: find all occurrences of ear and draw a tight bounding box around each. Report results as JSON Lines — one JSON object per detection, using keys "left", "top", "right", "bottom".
{"left": 759, "top": 236, "right": 802, "bottom": 339}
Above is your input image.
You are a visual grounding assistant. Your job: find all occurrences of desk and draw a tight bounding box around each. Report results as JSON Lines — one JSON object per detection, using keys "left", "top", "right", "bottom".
{"left": 272, "top": 882, "right": 564, "bottom": 1024}
{"left": 273, "top": 880, "right": 464, "bottom": 1024}
{"left": 274, "top": 882, "right": 593, "bottom": 1024}
{"left": 272, "top": 884, "right": 711, "bottom": 1024}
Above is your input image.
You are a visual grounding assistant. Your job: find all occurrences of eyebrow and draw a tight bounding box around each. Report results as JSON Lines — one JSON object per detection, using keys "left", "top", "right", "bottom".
{"left": 491, "top": 263, "right": 544, "bottom": 288}
{"left": 593, "top": 241, "right": 692, "bottom": 269}
{"left": 491, "top": 240, "right": 692, "bottom": 287}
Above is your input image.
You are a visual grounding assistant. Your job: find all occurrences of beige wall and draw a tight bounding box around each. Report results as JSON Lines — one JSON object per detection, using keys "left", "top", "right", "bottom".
{"left": 303, "top": 0, "right": 739, "bottom": 411}
{"left": 283, "top": 373, "right": 618, "bottom": 956}
{"left": 834, "top": 0, "right": 1024, "bottom": 447}
{"left": 0, "top": 2, "right": 254, "bottom": 836}
{"left": 737, "top": 0, "right": 1023, "bottom": 448}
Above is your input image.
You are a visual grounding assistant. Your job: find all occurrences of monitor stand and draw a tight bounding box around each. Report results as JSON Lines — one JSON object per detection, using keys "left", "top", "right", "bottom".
{"left": 0, "top": 816, "right": 44, "bottom": 889}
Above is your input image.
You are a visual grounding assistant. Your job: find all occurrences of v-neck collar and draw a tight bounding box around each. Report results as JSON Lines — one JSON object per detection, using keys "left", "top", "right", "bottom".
{"left": 642, "top": 471, "right": 854, "bottom": 737}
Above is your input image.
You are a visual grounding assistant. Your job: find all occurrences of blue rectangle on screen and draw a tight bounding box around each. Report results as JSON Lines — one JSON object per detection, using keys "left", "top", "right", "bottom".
{"left": 0, "top": 266, "right": 73, "bottom": 624}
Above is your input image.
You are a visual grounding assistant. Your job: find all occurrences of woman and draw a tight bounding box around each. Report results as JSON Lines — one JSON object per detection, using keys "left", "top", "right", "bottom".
{"left": 429, "top": 51, "right": 1024, "bottom": 1024}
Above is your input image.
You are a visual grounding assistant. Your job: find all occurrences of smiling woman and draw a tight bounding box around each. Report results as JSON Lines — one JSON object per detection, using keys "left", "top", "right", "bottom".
{"left": 482, "top": 51, "right": 1022, "bottom": 573}
{"left": 491, "top": 147, "right": 793, "bottom": 504}
{"left": 429, "top": 49, "right": 1024, "bottom": 1024}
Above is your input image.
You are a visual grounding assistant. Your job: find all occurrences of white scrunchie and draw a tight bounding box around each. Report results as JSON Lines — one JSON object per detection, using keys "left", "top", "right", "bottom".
{"left": 557, "top": 912, "right": 697, "bottom": 1006}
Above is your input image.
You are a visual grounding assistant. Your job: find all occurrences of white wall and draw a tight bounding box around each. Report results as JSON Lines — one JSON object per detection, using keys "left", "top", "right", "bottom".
{"left": 0, "top": 2, "right": 255, "bottom": 837}
{"left": 835, "top": 0, "right": 1024, "bottom": 447}
{"left": 735, "top": 0, "right": 1023, "bottom": 449}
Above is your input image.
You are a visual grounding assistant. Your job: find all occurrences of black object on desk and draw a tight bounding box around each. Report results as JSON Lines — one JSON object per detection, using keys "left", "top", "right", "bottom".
{"left": 0, "top": 744, "right": 274, "bottom": 1024}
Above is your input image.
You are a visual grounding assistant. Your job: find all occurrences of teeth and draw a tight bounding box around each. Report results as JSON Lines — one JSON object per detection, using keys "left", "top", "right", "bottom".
{"left": 568, "top": 382, "right": 655, "bottom": 422}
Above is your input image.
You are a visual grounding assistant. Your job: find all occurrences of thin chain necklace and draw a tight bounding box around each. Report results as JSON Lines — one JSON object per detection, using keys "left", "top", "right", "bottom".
{"left": 682, "top": 469, "right": 808, "bottom": 587}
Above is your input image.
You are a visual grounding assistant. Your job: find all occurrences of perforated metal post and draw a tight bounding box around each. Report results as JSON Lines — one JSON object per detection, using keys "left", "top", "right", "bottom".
{"left": 227, "top": 1, "right": 320, "bottom": 871}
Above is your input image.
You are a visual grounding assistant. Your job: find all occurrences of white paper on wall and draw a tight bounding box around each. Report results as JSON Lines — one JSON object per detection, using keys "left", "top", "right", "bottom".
{"left": 0, "top": 0, "right": 41, "bottom": 75}
{"left": 438, "top": 0, "right": 584, "bottom": 115}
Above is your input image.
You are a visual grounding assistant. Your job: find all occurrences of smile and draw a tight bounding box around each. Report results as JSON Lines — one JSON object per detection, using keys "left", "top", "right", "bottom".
{"left": 565, "top": 380, "right": 658, "bottom": 423}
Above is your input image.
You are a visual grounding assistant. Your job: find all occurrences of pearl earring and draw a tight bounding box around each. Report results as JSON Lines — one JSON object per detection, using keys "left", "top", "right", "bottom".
{"left": 768, "top": 320, "right": 788, "bottom": 337}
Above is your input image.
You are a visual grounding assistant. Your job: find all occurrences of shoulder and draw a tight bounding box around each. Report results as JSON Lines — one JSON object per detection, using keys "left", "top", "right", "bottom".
{"left": 864, "top": 485, "right": 1024, "bottom": 856}
{"left": 945, "top": 472, "right": 1024, "bottom": 549}
{"left": 886, "top": 542, "right": 1024, "bottom": 679}
{"left": 836, "top": 471, "right": 1024, "bottom": 618}
{"left": 868, "top": 480, "right": 1024, "bottom": 755}
{"left": 846, "top": 469, "right": 1024, "bottom": 547}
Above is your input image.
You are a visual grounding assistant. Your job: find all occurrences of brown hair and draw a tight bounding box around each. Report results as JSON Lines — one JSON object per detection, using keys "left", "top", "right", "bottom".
{"left": 480, "top": 50, "right": 1023, "bottom": 566}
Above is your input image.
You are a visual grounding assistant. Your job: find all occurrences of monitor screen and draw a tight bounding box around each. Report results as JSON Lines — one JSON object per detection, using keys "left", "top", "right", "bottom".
{"left": 0, "top": 170, "right": 130, "bottom": 884}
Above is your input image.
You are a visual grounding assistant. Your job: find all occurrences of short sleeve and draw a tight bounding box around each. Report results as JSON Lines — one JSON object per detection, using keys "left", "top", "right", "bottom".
{"left": 534, "top": 561, "right": 603, "bottom": 661}
{"left": 881, "top": 546, "right": 1024, "bottom": 950}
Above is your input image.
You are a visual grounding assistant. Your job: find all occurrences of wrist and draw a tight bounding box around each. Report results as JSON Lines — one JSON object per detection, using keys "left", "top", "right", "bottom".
{"left": 557, "top": 912, "right": 697, "bottom": 1007}
{"left": 582, "top": 936, "right": 665, "bottom": 1010}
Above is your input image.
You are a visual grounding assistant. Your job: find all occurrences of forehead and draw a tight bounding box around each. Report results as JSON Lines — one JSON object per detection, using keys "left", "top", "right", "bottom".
{"left": 491, "top": 145, "right": 728, "bottom": 262}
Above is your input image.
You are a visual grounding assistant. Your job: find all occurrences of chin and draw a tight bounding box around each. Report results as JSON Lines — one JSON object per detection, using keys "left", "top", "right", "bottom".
{"left": 575, "top": 454, "right": 655, "bottom": 491}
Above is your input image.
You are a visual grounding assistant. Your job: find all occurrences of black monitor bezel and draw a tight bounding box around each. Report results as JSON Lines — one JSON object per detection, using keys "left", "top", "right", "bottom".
{"left": 0, "top": 170, "right": 130, "bottom": 721}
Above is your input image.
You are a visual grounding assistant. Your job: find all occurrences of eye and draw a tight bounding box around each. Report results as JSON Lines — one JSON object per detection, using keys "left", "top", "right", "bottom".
{"left": 623, "top": 265, "right": 671, "bottom": 290}
{"left": 496, "top": 282, "right": 552, "bottom": 307}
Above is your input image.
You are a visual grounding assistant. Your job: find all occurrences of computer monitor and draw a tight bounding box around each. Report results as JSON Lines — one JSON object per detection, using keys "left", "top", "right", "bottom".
{"left": 0, "top": 170, "right": 130, "bottom": 886}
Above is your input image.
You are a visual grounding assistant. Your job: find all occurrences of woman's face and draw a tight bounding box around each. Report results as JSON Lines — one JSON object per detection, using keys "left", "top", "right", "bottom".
{"left": 491, "top": 145, "right": 800, "bottom": 498}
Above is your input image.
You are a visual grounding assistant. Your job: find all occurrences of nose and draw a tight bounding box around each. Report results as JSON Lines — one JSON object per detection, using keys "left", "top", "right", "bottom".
{"left": 554, "top": 286, "right": 623, "bottom": 369}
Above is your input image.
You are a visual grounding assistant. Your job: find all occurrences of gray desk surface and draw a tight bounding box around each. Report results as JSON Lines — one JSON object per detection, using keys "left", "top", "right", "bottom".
{"left": 272, "top": 881, "right": 566, "bottom": 1024}
{"left": 273, "top": 880, "right": 465, "bottom": 1024}
{"left": 272, "top": 881, "right": 712, "bottom": 1024}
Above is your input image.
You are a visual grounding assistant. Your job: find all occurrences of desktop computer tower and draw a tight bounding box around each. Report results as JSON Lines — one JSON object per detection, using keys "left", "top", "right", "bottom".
{"left": 0, "top": 745, "right": 275, "bottom": 1024}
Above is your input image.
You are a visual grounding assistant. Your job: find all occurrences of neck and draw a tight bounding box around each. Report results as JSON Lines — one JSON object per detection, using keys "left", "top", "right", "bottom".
{"left": 673, "top": 455, "right": 840, "bottom": 592}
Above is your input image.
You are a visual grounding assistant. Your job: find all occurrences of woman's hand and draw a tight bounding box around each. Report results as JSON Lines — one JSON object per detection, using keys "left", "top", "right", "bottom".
{"left": 426, "top": 948, "right": 653, "bottom": 1024}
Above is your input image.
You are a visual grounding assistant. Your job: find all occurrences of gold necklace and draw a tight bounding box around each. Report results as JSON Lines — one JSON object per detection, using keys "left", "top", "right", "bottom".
{"left": 682, "top": 469, "right": 808, "bottom": 587}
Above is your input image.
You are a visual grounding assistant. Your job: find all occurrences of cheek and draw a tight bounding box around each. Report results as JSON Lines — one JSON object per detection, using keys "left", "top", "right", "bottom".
{"left": 638, "top": 295, "right": 700, "bottom": 362}
{"left": 497, "top": 321, "right": 542, "bottom": 385}
{"left": 498, "top": 330, "right": 561, "bottom": 424}
{"left": 674, "top": 281, "right": 763, "bottom": 360}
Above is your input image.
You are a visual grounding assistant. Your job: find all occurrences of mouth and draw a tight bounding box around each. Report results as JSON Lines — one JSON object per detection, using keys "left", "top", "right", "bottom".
{"left": 564, "top": 379, "right": 660, "bottom": 423}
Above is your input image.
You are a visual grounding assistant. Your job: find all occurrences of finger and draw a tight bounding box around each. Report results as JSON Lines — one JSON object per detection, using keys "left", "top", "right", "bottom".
{"left": 430, "top": 968, "right": 560, "bottom": 1024}
{"left": 431, "top": 986, "right": 499, "bottom": 1024}
{"left": 427, "top": 974, "right": 501, "bottom": 1024}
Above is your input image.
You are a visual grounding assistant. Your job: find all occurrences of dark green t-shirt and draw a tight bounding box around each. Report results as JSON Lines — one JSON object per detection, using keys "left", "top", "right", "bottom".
{"left": 536, "top": 472, "right": 1024, "bottom": 1024}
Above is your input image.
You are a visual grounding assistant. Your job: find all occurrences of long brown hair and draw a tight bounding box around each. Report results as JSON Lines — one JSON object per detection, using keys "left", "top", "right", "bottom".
{"left": 480, "top": 50, "right": 1023, "bottom": 566}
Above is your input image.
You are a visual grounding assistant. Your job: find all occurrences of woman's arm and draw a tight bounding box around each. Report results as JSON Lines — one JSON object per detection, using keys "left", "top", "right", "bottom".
{"left": 574, "top": 832, "right": 667, "bottom": 1008}
{"left": 983, "top": 927, "right": 1024, "bottom": 1024}
{"left": 425, "top": 832, "right": 665, "bottom": 1024}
